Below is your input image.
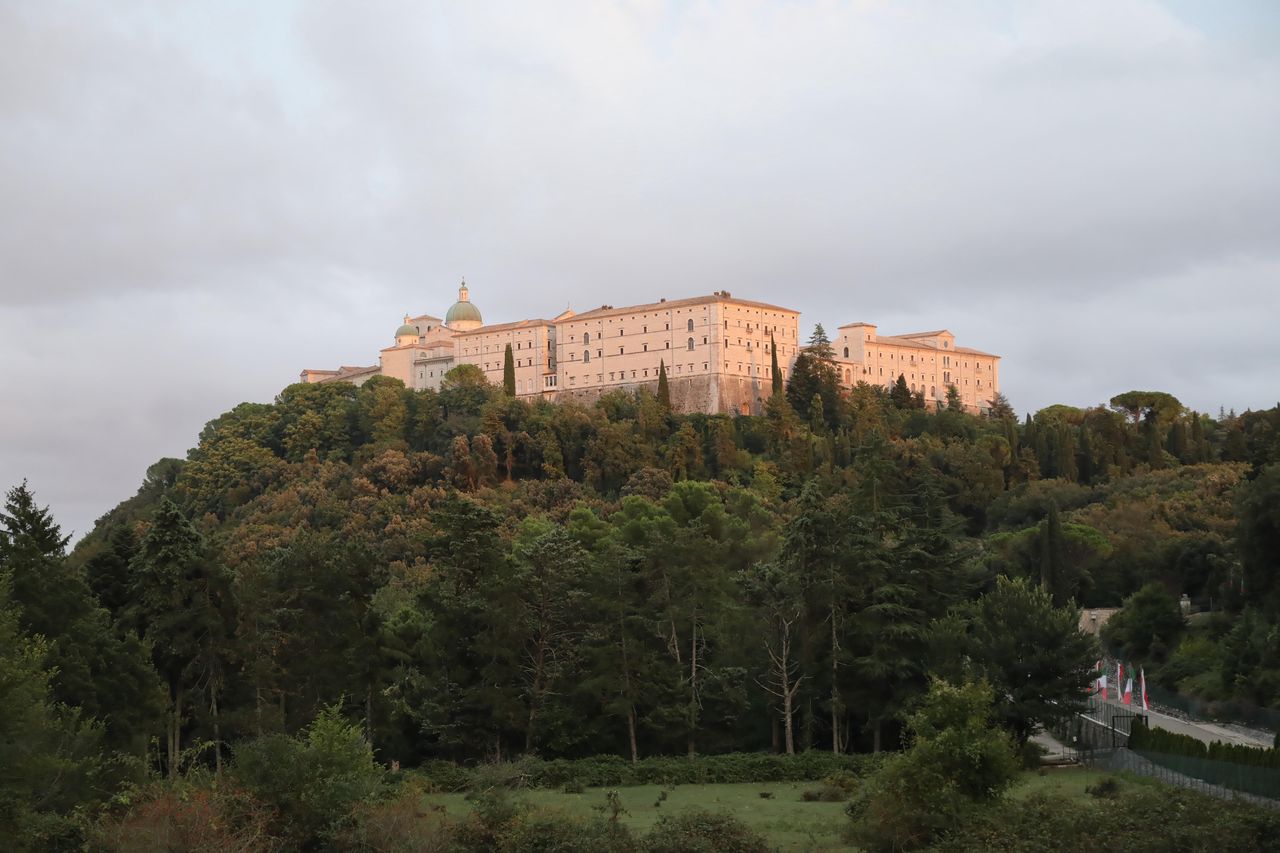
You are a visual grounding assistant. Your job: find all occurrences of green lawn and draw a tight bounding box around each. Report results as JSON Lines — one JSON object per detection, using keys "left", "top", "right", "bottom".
{"left": 420, "top": 767, "right": 1131, "bottom": 851}
{"left": 423, "top": 781, "right": 854, "bottom": 851}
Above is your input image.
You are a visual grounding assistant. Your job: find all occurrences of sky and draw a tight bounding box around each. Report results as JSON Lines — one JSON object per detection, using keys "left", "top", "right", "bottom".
{"left": 2, "top": 1, "right": 1278, "bottom": 541}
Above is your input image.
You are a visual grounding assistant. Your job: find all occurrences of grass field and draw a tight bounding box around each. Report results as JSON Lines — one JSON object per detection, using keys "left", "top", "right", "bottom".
{"left": 420, "top": 767, "right": 1118, "bottom": 852}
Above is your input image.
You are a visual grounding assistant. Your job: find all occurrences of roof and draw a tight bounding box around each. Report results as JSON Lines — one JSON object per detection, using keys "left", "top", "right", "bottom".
{"left": 954, "top": 346, "right": 1000, "bottom": 358}
{"left": 311, "top": 365, "right": 380, "bottom": 383}
{"left": 395, "top": 323, "right": 419, "bottom": 337}
{"left": 898, "top": 329, "right": 952, "bottom": 339}
{"left": 563, "top": 293, "right": 799, "bottom": 323}
{"left": 838, "top": 322, "right": 878, "bottom": 329}
{"left": 445, "top": 300, "right": 483, "bottom": 324}
{"left": 409, "top": 313, "right": 441, "bottom": 323}
{"left": 453, "top": 318, "right": 553, "bottom": 336}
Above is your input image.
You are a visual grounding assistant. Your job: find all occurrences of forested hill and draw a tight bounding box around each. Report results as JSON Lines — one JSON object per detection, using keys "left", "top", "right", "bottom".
{"left": 47, "top": 363, "right": 1277, "bottom": 768}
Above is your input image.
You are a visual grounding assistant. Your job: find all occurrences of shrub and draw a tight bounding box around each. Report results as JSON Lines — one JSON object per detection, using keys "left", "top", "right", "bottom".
{"left": 1018, "top": 739, "right": 1046, "bottom": 769}
{"left": 560, "top": 778, "right": 586, "bottom": 794}
{"left": 92, "top": 782, "right": 281, "bottom": 853}
{"left": 640, "top": 810, "right": 769, "bottom": 853}
{"left": 1086, "top": 777, "right": 1121, "bottom": 799}
{"left": 336, "top": 776, "right": 453, "bottom": 853}
{"left": 849, "top": 680, "right": 1018, "bottom": 852}
{"left": 231, "top": 705, "right": 385, "bottom": 847}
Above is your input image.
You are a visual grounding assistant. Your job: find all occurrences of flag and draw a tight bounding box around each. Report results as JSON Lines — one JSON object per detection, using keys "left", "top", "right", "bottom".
{"left": 1122, "top": 677, "right": 1133, "bottom": 705}
{"left": 1116, "top": 663, "right": 1123, "bottom": 703}
{"left": 1140, "top": 667, "right": 1149, "bottom": 711}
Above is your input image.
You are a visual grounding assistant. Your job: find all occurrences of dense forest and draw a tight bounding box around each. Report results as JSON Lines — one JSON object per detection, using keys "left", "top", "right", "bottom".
{"left": 4, "top": 327, "right": 1280, "bottom": 848}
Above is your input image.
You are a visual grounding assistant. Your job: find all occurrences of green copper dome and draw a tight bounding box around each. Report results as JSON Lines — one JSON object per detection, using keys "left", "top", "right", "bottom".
{"left": 445, "top": 282, "right": 483, "bottom": 327}
{"left": 395, "top": 323, "right": 419, "bottom": 338}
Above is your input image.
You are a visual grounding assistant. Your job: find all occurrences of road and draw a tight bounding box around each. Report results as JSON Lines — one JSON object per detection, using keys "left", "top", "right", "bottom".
{"left": 1090, "top": 696, "right": 1273, "bottom": 748}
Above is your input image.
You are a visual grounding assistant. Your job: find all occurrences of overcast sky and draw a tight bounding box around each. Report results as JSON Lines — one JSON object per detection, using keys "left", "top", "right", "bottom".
{"left": 2, "top": 1, "right": 1278, "bottom": 541}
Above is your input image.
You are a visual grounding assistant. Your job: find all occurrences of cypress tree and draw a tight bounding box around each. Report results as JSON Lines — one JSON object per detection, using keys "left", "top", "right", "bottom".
{"left": 889, "top": 374, "right": 912, "bottom": 409}
{"left": 1190, "top": 413, "right": 1208, "bottom": 463}
{"left": 503, "top": 343, "right": 516, "bottom": 397}
{"left": 1039, "top": 502, "right": 1065, "bottom": 604}
{"left": 657, "top": 360, "right": 670, "bottom": 410}
{"left": 1077, "top": 426, "right": 1095, "bottom": 485}
{"left": 770, "top": 332, "right": 782, "bottom": 397}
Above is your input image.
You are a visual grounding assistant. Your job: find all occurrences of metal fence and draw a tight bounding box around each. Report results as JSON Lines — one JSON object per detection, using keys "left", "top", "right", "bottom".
{"left": 1081, "top": 747, "right": 1280, "bottom": 810}
{"left": 1146, "top": 683, "right": 1280, "bottom": 735}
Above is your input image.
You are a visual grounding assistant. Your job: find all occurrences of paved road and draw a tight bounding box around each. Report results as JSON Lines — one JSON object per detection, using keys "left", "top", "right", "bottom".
{"left": 1091, "top": 696, "right": 1273, "bottom": 748}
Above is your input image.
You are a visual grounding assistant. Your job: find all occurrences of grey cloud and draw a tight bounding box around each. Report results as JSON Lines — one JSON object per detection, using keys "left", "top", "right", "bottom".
{"left": 1, "top": 1, "right": 1277, "bottom": 540}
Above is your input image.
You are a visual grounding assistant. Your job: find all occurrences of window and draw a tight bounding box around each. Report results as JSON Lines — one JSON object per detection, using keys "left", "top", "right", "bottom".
{"left": 665, "top": 341, "right": 670, "bottom": 349}
{"left": 583, "top": 351, "right": 590, "bottom": 363}
{"left": 620, "top": 329, "right": 624, "bottom": 336}
{"left": 687, "top": 318, "right": 694, "bottom": 332}
{"left": 584, "top": 332, "right": 591, "bottom": 344}
{"left": 843, "top": 347, "right": 849, "bottom": 357}
{"left": 619, "top": 347, "right": 624, "bottom": 355}
{"left": 687, "top": 337, "right": 695, "bottom": 351}
{"left": 643, "top": 343, "right": 648, "bottom": 352}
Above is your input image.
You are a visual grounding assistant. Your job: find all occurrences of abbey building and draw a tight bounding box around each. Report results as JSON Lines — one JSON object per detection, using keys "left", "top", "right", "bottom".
{"left": 301, "top": 282, "right": 1001, "bottom": 415}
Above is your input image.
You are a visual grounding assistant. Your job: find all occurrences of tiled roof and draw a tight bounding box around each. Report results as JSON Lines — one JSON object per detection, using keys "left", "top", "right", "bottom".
{"left": 564, "top": 293, "right": 798, "bottom": 322}
{"left": 454, "top": 318, "right": 553, "bottom": 336}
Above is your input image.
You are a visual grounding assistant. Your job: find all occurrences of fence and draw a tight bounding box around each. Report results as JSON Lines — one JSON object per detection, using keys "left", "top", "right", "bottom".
{"left": 1146, "top": 683, "right": 1280, "bottom": 735}
{"left": 1081, "top": 748, "right": 1280, "bottom": 810}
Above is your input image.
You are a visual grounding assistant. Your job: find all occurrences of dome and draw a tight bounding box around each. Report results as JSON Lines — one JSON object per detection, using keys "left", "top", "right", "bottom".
{"left": 445, "top": 281, "right": 483, "bottom": 330}
{"left": 395, "top": 323, "right": 419, "bottom": 338}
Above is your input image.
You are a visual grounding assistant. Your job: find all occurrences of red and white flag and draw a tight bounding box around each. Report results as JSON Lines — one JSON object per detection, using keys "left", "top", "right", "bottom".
{"left": 1122, "top": 677, "right": 1133, "bottom": 705}
{"left": 1116, "top": 663, "right": 1124, "bottom": 702}
{"left": 1097, "top": 661, "right": 1107, "bottom": 696}
{"left": 1140, "top": 667, "right": 1149, "bottom": 711}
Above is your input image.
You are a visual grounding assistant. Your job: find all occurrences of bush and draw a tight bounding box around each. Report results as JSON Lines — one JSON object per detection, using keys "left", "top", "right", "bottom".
{"left": 1018, "top": 739, "right": 1046, "bottom": 769}
{"left": 231, "top": 705, "right": 385, "bottom": 847}
{"left": 92, "top": 781, "right": 281, "bottom": 853}
{"left": 416, "top": 751, "right": 882, "bottom": 791}
{"left": 1086, "top": 777, "right": 1121, "bottom": 799}
{"left": 849, "top": 681, "right": 1018, "bottom": 852}
{"left": 336, "top": 776, "right": 453, "bottom": 853}
{"left": 640, "top": 810, "right": 769, "bottom": 853}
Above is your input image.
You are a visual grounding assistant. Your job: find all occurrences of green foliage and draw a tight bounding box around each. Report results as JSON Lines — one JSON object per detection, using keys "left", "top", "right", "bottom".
{"left": 933, "top": 577, "right": 1098, "bottom": 744}
{"left": 641, "top": 809, "right": 769, "bottom": 853}
{"left": 933, "top": 783, "right": 1280, "bottom": 853}
{"left": 503, "top": 343, "right": 516, "bottom": 397}
{"left": 231, "top": 705, "right": 385, "bottom": 847}
{"left": 1103, "top": 582, "right": 1186, "bottom": 662}
{"left": 848, "top": 680, "right": 1018, "bottom": 852}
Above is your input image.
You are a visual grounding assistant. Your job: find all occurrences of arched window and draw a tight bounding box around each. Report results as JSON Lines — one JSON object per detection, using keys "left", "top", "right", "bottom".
{"left": 687, "top": 318, "right": 694, "bottom": 332}
{"left": 687, "top": 337, "right": 695, "bottom": 351}
{"left": 583, "top": 351, "right": 590, "bottom": 363}
{"left": 843, "top": 346, "right": 849, "bottom": 357}
{"left": 584, "top": 332, "right": 591, "bottom": 344}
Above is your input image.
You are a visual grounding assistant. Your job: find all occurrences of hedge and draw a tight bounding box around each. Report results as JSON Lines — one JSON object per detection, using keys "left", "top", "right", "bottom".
{"left": 413, "top": 751, "right": 886, "bottom": 791}
{"left": 1129, "top": 720, "right": 1280, "bottom": 769}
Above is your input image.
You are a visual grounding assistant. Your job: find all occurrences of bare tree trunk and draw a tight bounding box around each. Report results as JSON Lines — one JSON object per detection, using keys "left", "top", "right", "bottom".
{"left": 627, "top": 707, "right": 639, "bottom": 764}
{"left": 365, "top": 683, "right": 374, "bottom": 746}
{"left": 212, "top": 689, "right": 222, "bottom": 777}
{"left": 687, "top": 620, "right": 698, "bottom": 757}
{"left": 830, "top": 612, "right": 840, "bottom": 753}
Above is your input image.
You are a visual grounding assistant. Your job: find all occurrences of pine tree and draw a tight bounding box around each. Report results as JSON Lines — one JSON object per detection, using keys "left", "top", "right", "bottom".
{"left": 770, "top": 332, "right": 783, "bottom": 397}
{"left": 945, "top": 384, "right": 964, "bottom": 412}
{"left": 130, "top": 497, "right": 233, "bottom": 777}
{"left": 889, "top": 375, "right": 912, "bottom": 409}
{"left": 656, "top": 360, "right": 671, "bottom": 411}
{"left": 503, "top": 343, "right": 516, "bottom": 396}
{"left": 1077, "top": 426, "right": 1096, "bottom": 485}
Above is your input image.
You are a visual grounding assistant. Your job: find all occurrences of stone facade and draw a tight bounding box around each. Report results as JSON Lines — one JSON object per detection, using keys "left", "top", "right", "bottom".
{"left": 301, "top": 282, "right": 1003, "bottom": 415}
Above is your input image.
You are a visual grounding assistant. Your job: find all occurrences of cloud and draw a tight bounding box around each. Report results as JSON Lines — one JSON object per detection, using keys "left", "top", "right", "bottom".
{"left": 0, "top": 1, "right": 1277, "bottom": 539}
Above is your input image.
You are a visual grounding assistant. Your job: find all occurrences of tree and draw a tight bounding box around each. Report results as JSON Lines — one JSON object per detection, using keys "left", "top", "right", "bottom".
{"left": 889, "top": 375, "right": 912, "bottom": 410}
{"left": 1237, "top": 463, "right": 1280, "bottom": 612}
{"left": 742, "top": 560, "right": 805, "bottom": 754}
{"left": 988, "top": 392, "right": 1015, "bottom": 420}
{"left": 130, "top": 498, "right": 233, "bottom": 778}
{"left": 503, "top": 343, "right": 516, "bottom": 396}
{"left": 945, "top": 384, "right": 964, "bottom": 412}
{"left": 1103, "top": 583, "right": 1186, "bottom": 663}
{"left": 0, "top": 483, "right": 161, "bottom": 755}
{"left": 656, "top": 360, "right": 671, "bottom": 411}
{"left": 0, "top": 572, "right": 109, "bottom": 847}
{"left": 849, "top": 679, "right": 1018, "bottom": 852}
{"left": 786, "top": 328, "right": 841, "bottom": 428}
{"left": 935, "top": 576, "right": 1099, "bottom": 744}
{"left": 770, "top": 332, "right": 783, "bottom": 397}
